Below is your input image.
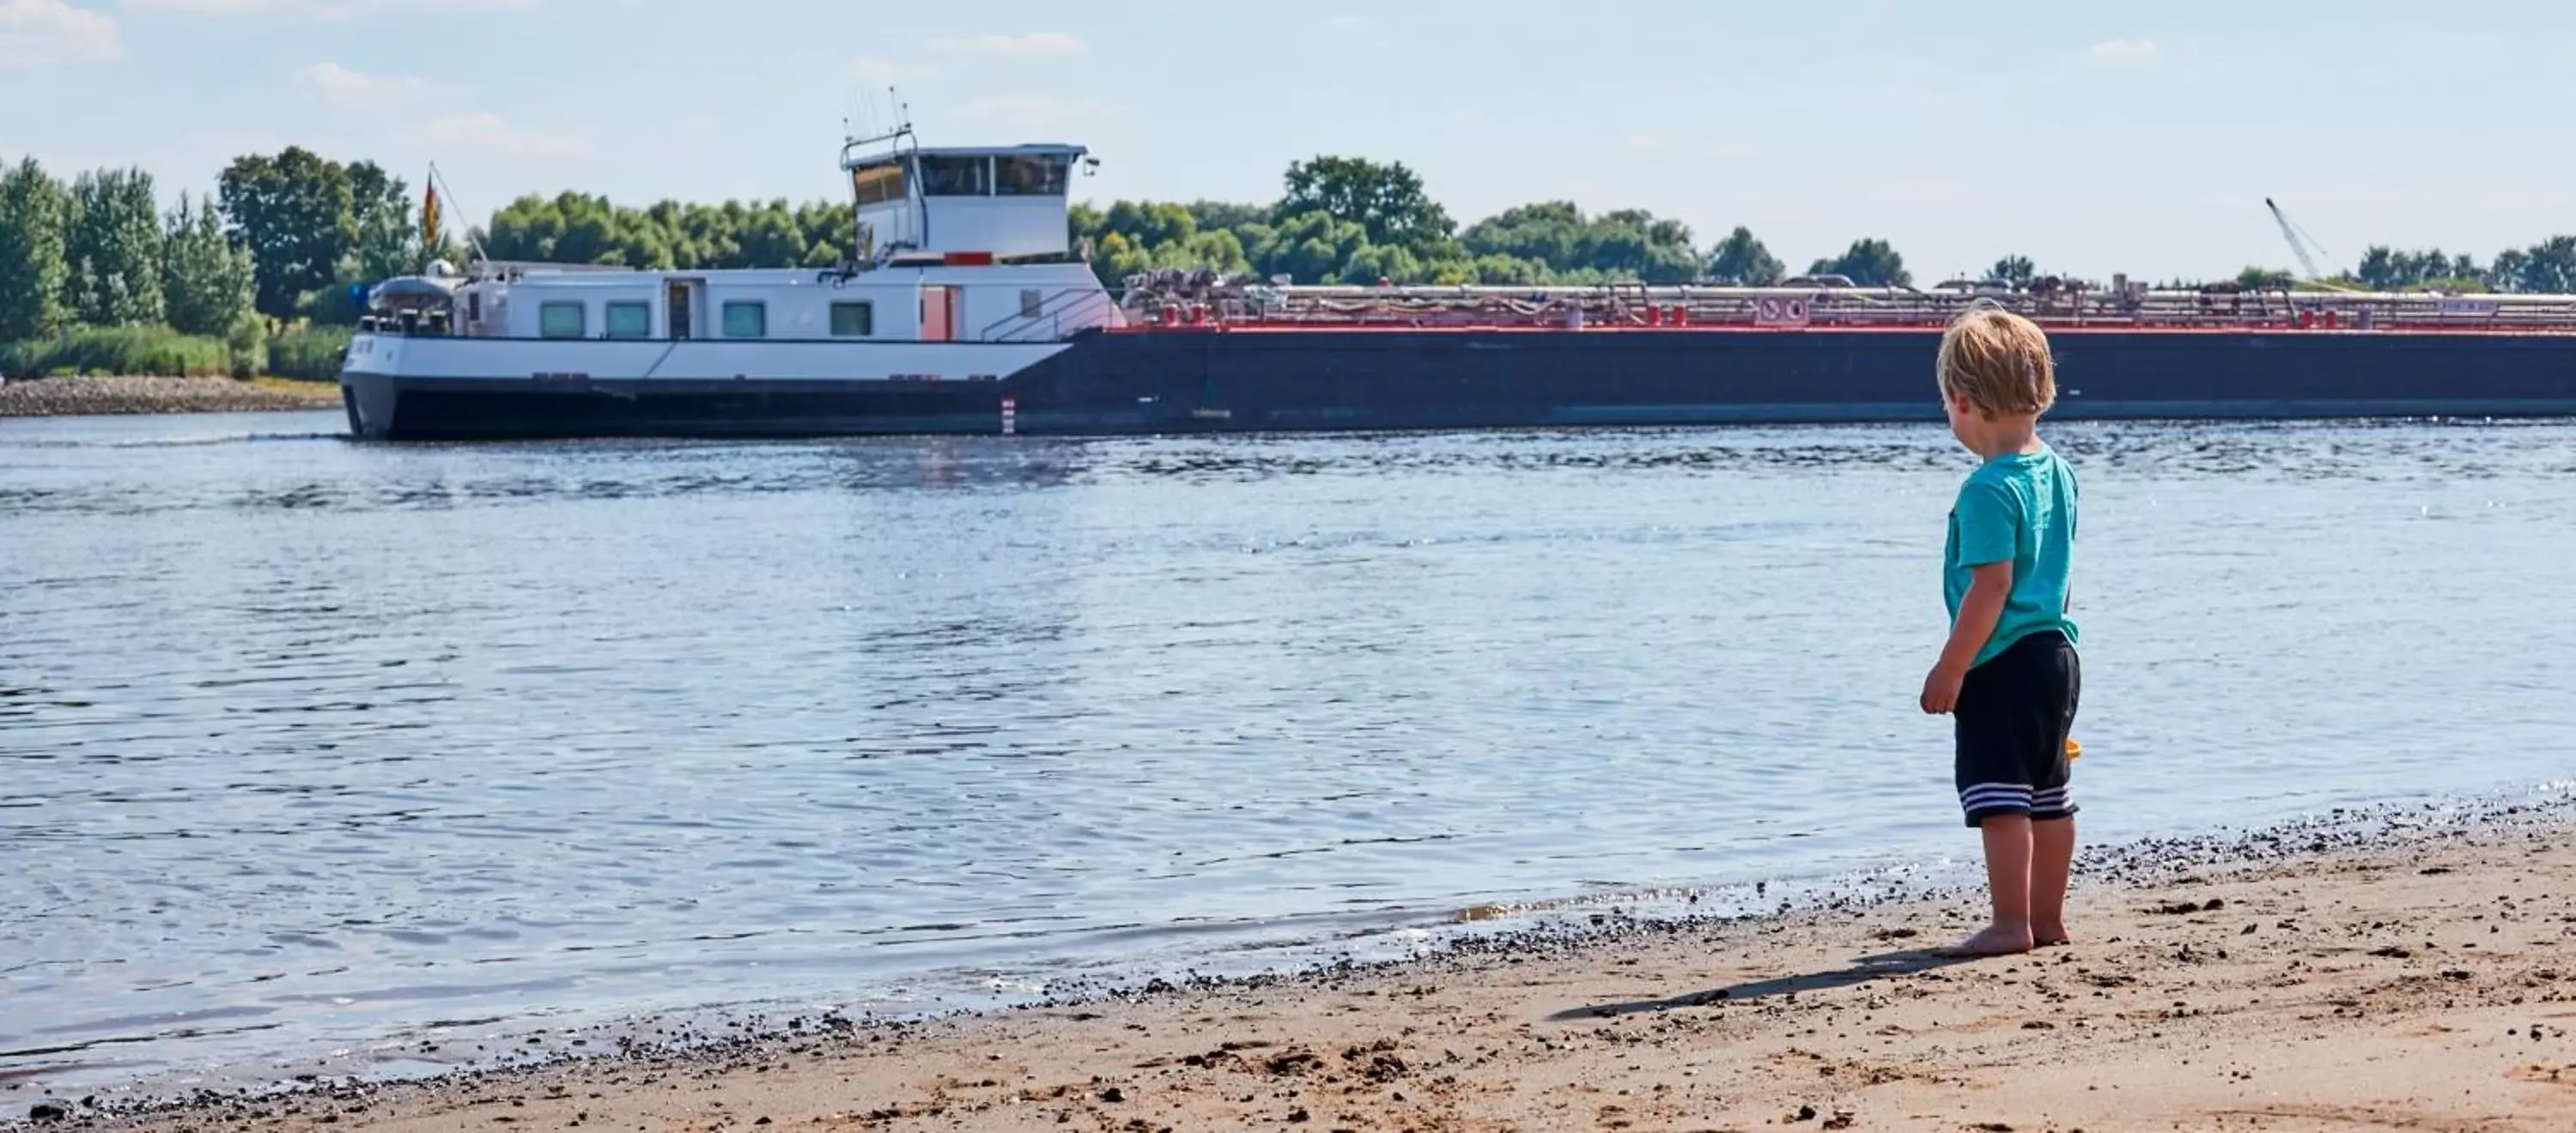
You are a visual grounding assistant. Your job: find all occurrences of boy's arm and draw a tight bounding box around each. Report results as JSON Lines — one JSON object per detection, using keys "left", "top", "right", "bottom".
{"left": 1923, "top": 481, "right": 2020, "bottom": 715}
{"left": 1922, "top": 562, "right": 2011, "bottom": 713}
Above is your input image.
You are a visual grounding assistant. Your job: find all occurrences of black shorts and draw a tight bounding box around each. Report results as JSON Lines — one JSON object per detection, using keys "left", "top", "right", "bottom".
{"left": 1953, "top": 630, "right": 2081, "bottom": 827}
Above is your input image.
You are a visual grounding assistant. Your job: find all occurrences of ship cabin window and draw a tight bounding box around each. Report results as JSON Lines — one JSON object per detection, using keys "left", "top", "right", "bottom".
{"left": 995, "top": 154, "right": 1072, "bottom": 197}
{"left": 539, "top": 300, "right": 586, "bottom": 339}
{"left": 605, "top": 300, "right": 652, "bottom": 339}
{"left": 918, "top": 154, "right": 991, "bottom": 197}
{"left": 829, "top": 300, "right": 874, "bottom": 337}
{"left": 721, "top": 300, "right": 768, "bottom": 338}
{"left": 852, "top": 161, "right": 906, "bottom": 206}
{"left": 1019, "top": 289, "right": 1044, "bottom": 318}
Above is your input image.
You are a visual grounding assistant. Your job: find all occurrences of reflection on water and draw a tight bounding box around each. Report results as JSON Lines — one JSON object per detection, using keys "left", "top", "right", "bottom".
{"left": 3, "top": 409, "right": 2574, "bottom": 1090}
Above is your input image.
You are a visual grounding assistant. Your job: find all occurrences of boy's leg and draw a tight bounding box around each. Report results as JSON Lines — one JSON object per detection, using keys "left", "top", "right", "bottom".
{"left": 2029, "top": 638, "right": 2081, "bottom": 946}
{"left": 1944, "top": 815, "right": 2036, "bottom": 956}
{"left": 2031, "top": 816, "right": 2075, "bottom": 946}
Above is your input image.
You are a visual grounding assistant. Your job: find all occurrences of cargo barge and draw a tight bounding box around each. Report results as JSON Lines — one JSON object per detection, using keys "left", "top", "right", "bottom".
{"left": 340, "top": 130, "right": 2576, "bottom": 441}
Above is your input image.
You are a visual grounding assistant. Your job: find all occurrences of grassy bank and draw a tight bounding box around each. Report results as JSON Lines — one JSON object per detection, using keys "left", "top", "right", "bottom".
{"left": 0, "top": 324, "right": 350, "bottom": 384}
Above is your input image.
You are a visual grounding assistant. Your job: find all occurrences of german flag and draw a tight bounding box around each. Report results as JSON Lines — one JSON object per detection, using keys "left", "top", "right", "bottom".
{"left": 422, "top": 184, "right": 440, "bottom": 247}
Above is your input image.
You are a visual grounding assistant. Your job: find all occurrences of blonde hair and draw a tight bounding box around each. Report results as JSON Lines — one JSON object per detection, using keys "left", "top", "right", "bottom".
{"left": 1936, "top": 305, "right": 2056, "bottom": 418}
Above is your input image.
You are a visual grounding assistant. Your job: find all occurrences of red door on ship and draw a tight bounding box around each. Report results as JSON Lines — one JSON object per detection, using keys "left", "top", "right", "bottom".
{"left": 921, "top": 286, "right": 963, "bottom": 342}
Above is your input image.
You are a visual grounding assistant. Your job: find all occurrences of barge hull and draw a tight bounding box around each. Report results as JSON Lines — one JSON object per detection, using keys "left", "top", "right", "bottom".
{"left": 347, "top": 328, "right": 2576, "bottom": 440}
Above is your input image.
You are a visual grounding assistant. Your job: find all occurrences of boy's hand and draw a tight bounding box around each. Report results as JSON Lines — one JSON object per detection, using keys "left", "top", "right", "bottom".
{"left": 1928, "top": 561, "right": 2011, "bottom": 716}
{"left": 1920, "top": 663, "right": 1966, "bottom": 714}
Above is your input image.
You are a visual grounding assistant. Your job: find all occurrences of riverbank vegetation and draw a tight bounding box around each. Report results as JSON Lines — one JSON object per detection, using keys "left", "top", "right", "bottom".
{"left": 8, "top": 145, "right": 2576, "bottom": 379}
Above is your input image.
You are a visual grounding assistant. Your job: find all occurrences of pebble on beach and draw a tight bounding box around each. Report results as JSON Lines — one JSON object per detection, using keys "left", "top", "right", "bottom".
{"left": 0, "top": 375, "right": 339, "bottom": 417}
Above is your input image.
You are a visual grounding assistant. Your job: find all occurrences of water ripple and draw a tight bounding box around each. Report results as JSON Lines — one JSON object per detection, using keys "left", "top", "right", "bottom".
{"left": 3, "top": 412, "right": 2573, "bottom": 1088}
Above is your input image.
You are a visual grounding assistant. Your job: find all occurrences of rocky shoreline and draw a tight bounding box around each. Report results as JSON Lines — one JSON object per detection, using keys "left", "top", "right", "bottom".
{"left": 0, "top": 376, "right": 340, "bottom": 418}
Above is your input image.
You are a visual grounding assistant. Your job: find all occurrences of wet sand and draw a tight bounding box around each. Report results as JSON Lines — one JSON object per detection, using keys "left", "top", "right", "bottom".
{"left": 0, "top": 376, "right": 337, "bottom": 417}
{"left": 39, "top": 806, "right": 2576, "bottom": 1132}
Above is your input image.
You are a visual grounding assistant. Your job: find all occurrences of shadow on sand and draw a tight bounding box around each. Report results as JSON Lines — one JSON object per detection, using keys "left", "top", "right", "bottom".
{"left": 1546, "top": 948, "right": 1978, "bottom": 1021}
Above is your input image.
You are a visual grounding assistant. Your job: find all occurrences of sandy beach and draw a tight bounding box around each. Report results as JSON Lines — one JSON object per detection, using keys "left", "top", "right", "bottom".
{"left": 34, "top": 803, "right": 2574, "bottom": 1133}
{"left": 0, "top": 376, "right": 340, "bottom": 417}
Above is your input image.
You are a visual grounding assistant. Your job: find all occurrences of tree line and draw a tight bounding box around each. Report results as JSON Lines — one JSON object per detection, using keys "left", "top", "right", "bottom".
{"left": 0, "top": 148, "right": 422, "bottom": 379}
{"left": 0, "top": 161, "right": 257, "bottom": 346}
{"left": 9, "top": 145, "right": 2576, "bottom": 379}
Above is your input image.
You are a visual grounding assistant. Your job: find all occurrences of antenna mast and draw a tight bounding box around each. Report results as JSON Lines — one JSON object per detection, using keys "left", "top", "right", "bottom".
{"left": 426, "top": 161, "right": 487, "bottom": 269}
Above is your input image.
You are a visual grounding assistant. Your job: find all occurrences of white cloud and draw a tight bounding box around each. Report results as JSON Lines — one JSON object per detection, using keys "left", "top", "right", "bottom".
{"left": 415, "top": 112, "right": 590, "bottom": 158}
{"left": 0, "top": 0, "right": 122, "bottom": 67}
{"left": 933, "top": 32, "right": 1084, "bottom": 55}
{"left": 292, "top": 61, "right": 434, "bottom": 111}
{"left": 2087, "top": 39, "right": 2158, "bottom": 61}
{"left": 1622, "top": 130, "right": 1664, "bottom": 152}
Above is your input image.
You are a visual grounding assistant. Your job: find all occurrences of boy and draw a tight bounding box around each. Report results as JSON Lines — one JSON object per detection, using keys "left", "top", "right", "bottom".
{"left": 1917, "top": 306, "right": 2081, "bottom": 959}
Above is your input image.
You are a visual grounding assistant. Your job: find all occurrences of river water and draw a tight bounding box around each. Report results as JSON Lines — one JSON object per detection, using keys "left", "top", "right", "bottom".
{"left": 4, "top": 411, "right": 2573, "bottom": 1091}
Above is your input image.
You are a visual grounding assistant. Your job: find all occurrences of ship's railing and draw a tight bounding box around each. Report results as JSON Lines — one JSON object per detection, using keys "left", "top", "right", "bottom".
{"left": 984, "top": 287, "right": 1118, "bottom": 343}
{"left": 1116, "top": 279, "right": 2576, "bottom": 333}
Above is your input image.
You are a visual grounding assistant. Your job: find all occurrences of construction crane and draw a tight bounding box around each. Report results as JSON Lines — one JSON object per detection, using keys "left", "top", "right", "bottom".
{"left": 2263, "top": 197, "right": 2357, "bottom": 291}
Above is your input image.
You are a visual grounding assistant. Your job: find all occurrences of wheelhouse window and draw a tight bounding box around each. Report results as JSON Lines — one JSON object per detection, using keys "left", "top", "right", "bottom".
{"left": 605, "top": 300, "right": 652, "bottom": 339}
{"left": 829, "top": 300, "right": 874, "bottom": 337}
{"left": 918, "top": 154, "right": 991, "bottom": 197}
{"left": 852, "top": 161, "right": 906, "bottom": 206}
{"left": 539, "top": 300, "right": 586, "bottom": 338}
{"left": 721, "top": 300, "right": 768, "bottom": 338}
{"left": 995, "top": 154, "right": 1072, "bottom": 197}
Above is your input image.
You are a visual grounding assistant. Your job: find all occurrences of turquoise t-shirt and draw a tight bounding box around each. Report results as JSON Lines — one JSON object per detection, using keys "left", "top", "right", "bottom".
{"left": 1943, "top": 445, "right": 2080, "bottom": 668}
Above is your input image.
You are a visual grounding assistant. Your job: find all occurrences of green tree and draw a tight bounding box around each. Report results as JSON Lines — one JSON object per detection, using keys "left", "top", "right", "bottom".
{"left": 1183, "top": 199, "right": 1267, "bottom": 236}
{"left": 2235, "top": 265, "right": 2295, "bottom": 290}
{"left": 795, "top": 199, "right": 855, "bottom": 266}
{"left": 1275, "top": 155, "right": 1454, "bottom": 252}
{"left": 2354, "top": 245, "right": 2483, "bottom": 291}
{"left": 1704, "top": 227, "right": 1784, "bottom": 286}
{"left": 219, "top": 147, "right": 358, "bottom": 321}
{"left": 1253, "top": 210, "right": 1373, "bottom": 283}
{"left": 2488, "top": 249, "right": 2530, "bottom": 292}
{"left": 1989, "top": 255, "right": 2037, "bottom": 288}
{"left": 161, "top": 191, "right": 259, "bottom": 339}
{"left": 0, "top": 157, "right": 71, "bottom": 342}
{"left": 1337, "top": 242, "right": 1425, "bottom": 286}
{"left": 64, "top": 167, "right": 167, "bottom": 327}
{"left": 1461, "top": 202, "right": 1698, "bottom": 283}
{"left": 1102, "top": 200, "right": 1196, "bottom": 251}
{"left": 1584, "top": 209, "right": 1698, "bottom": 283}
{"left": 1156, "top": 230, "right": 1251, "bottom": 276}
{"left": 1808, "top": 239, "right": 1911, "bottom": 288}
{"left": 1471, "top": 252, "right": 1549, "bottom": 286}
{"left": 1067, "top": 201, "right": 1105, "bottom": 245}
{"left": 1461, "top": 202, "right": 1582, "bottom": 266}
{"left": 1091, "top": 231, "right": 1153, "bottom": 282}
{"left": 483, "top": 191, "right": 619, "bottom": 264}
{"left": 343, "top": 161, "right": 417, "bottom": 282}
{"left": 732, "top": 200, "right": 807, "bottom": 269}
{"left": 2495, "top": 236, "right": 2576, "bottom": 294}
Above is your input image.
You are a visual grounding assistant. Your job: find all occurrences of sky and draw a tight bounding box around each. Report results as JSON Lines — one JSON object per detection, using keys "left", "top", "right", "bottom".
{"left": 3, "top": 0, "right": 2572, "bottom": 282}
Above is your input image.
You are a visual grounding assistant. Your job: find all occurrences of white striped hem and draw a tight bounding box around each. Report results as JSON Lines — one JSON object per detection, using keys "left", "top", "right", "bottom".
{"left": 1959, "top": 783, "right": 2035, "bottom": 811}
{"left": 1960, "top": 782, "right": 2077, "bottom": 818}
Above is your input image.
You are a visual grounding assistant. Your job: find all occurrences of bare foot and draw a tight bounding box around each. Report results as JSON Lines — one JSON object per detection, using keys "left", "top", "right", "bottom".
{"left": 1935, "top": 923, "right": 2035, "bottom": 958}
{"left": 2035, "top": 925, "right": 2072, "bottom": 948}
